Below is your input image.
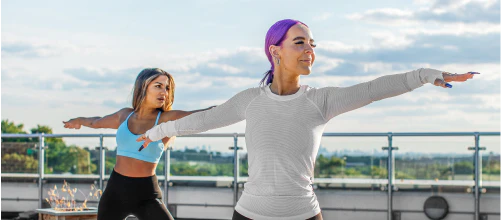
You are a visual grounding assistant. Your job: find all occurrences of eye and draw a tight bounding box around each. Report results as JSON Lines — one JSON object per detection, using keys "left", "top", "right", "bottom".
{"left": 311, "top": 43, "right": 317, "bottom": 48}
{"left": 295, "top": 41, "right": 304, "bottom": 45}
{"left": 155, "top": 85, "right": 162, "bottom": 88}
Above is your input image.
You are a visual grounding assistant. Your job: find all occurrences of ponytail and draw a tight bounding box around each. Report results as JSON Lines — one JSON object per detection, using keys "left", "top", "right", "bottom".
{"left": 260, "top": 70, "right": 274, "bottom": 86}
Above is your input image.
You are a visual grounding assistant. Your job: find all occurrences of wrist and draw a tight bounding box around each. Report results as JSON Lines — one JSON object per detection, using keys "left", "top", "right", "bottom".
{"left": 76, "top": 117, "right": 86, "bottom": 125}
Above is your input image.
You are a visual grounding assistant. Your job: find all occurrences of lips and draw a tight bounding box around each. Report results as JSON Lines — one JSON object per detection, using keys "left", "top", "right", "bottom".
{"left": 300, "top": 59, "right": 312, "bottom": 64}
{"left": 157, "top": 97, "right": 165, "bottom": 102}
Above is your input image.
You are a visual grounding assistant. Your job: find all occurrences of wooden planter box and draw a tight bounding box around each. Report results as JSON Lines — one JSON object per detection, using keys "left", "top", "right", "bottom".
{"left": 36, "top": 208, "right": 97, "bottom": 220}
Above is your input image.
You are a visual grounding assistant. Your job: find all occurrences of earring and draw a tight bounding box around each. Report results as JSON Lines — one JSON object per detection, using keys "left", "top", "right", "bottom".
{"left": 276, "top": 57, "right": 280, "bottom": 65}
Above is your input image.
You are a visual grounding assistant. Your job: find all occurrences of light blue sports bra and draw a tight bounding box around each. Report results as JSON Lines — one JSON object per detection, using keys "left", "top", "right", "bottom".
{"left": 116, "top": 111, "right": 165, "bottom": 163}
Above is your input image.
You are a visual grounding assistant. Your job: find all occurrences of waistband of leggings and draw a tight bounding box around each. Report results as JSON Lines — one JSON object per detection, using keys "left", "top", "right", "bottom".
{"left": 110, "top": 169, "right": 158, "bottom": 183}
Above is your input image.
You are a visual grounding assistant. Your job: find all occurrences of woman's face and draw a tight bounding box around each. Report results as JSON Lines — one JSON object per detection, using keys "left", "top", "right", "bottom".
{"left": 145, "top": 75, "right": 170, "bottom": 108}
{"left": 275, "top": 24, "right": 316, "bottom": 76}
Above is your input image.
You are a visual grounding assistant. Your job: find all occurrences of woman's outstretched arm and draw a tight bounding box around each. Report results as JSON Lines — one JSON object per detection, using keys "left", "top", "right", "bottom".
{"left": 138, "top": 88, "right": 261, "bottom": 147}
{"left": 163, "top": 105, "right": 217, "bottom": 122}
{"left": 63, "top": 108, "right": 132, "bottom": 129}
{"left": 310, "top": 68, "right": 478, "bottom": 121}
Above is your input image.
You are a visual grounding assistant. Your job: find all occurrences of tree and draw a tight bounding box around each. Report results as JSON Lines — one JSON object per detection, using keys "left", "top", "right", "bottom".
{"left": 454, "top": 161, "right": 474, "bottom": 175}
{"left": 2, "top": 119, "right": 98, "bottom": 174}
{"left": 1, "top": 119, "right": 31, "bottom": 142}
{"left": 31, "top": 124, "right": 63, "bottom": 144}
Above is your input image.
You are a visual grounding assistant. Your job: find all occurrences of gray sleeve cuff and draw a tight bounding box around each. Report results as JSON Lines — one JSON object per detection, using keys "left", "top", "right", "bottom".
{"left": 145, "top": 121, "right": 178, "bottom": 141}
{"left": 405, "top": 68, "right": 444, "bottom": 90}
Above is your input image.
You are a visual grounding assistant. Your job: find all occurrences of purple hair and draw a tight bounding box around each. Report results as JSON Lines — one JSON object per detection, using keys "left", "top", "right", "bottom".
{"left": 260, "top": 19, "right": 308, "bottom": 86}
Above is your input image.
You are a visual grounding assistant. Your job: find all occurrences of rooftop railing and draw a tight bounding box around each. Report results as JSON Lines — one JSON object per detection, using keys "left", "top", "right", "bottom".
{"left": 1, "top": 132, "right": 499, "bottom": 220}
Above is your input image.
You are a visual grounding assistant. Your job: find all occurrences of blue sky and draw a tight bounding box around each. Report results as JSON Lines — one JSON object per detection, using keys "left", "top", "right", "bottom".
{"left": 2, "top": 0, "right": 500, "bottom": 152}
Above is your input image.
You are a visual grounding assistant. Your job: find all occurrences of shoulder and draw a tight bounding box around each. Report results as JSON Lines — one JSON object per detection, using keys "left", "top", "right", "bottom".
{"left": 240, "top": 87, "right": 263, "bottom": 96}
{"left": 158, "top": 110, "right": 180, "bottom": 123}
{"left": 235, "top": 86, "right": 265, "bottom": 99}
{"left": 117, "top": 108, "right": 134, "bottom": 123}
{"left": 305, "top": 85, "right": 340, "bottom": 99}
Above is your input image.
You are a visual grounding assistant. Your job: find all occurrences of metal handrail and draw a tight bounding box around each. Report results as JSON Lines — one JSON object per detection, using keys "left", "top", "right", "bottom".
{"left": 1, "top": 131, "right": 499, "bottom": 220}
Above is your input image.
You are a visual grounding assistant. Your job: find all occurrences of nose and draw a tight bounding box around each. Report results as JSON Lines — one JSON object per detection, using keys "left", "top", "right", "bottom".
{"left": 305, "top": 45, "right": 314, "bottom": 54}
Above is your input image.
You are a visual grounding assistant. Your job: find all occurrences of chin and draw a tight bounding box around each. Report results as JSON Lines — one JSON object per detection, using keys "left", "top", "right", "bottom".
{"left": 300, "top": 69, "right": 312, "bottom": 75}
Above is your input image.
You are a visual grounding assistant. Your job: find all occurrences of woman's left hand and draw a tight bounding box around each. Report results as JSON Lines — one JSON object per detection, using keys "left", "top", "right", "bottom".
{"left": 434, "top": 71, "right": 480, "bottom": 88}
{"left": 136, "top": 134, "right": 153, "bottom": 151}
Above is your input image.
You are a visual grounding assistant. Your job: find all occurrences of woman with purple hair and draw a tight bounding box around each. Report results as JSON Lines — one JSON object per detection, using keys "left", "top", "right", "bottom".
{"left": 137, "top": 19, "right": 477, "bottom": 219}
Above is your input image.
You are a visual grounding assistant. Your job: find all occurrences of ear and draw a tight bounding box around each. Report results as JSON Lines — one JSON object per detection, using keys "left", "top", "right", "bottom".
{"left": 269, "top": 45, "right": 281, "bottom": 59}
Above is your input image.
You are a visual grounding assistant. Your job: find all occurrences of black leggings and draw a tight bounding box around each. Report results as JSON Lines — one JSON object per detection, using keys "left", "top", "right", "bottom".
{"left": 232, "top": 210, "right": 323, "bottom": 220}
{"left": 98, "top": 169, "right": 174, "bottom": 220}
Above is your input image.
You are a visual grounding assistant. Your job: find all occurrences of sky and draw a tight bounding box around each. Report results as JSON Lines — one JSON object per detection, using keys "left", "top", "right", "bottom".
{"left": 2, "top": 0, "right": 500, "bottom": 153}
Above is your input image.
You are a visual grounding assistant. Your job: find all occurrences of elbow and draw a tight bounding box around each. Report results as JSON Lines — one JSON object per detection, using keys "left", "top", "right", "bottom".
{"left": 89, "top": 119, "right": 101, "bottom": 129}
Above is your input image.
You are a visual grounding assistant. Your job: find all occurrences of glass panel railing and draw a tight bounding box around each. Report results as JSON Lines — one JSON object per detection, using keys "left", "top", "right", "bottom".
{"left": 1, "top": 140, "right": 39, "bottom": 174}
{"left": 44, "top": 137, "right": 100, "bottom": 175}
{"left": 169, "top": 137, "right": 235, "bottom": 177}
{"left": 392, "top": 136, "right": 475, "bottom": 217}
{"left": 316, "top": 136, "right": 388, "bottom": 183}
{"left": 393, "top": 136, "right": 474, "bottom": 183}
{"left": 314, "top": 136, "right": 389, "bottom": 216}
{"left": 480, "top": 136, "right": 500, "bottom": 186}
{"left": 238, "top": 137, "right": 248, "bottom": 179}
{"left": 479, "top": 134, "right": 500, "bottom": 216}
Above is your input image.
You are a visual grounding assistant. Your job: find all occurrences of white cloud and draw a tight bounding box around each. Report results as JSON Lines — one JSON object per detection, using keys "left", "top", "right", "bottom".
{"left": 313, "top": 12, "right": 333, "bottom": 21}
{"left": 313, "top": 56, "right": 344, "bottom": 73}
{"left": 347, "top": 0, "right": 500, "bottom": 29}
{"left": 2, "top": 33, "right": 108, "bottom": 59}
{"left": 347, "top": 8, "right": 413, "bottom": 21}
{"left": 317, "top": 41, "right": 370, "bottom": 53}
{"left": 207, "top": 63, "right": 242, "bottom": 74}
{"left": 370, "top": 32, "right": 414, "bottom": 49}
{"left": 469, "top": 94, "right": 501, "bottom": 109}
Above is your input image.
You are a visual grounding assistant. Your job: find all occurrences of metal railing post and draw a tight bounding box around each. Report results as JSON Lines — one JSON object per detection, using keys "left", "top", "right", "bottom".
{"left": 164, "top": 146, "right": 172, "bottom": 205}
{"left": 467, "top": 132, "right": 486, "bottom": 220}
{"left": 231, "top": 133, "right": 240, "bottom": 206}
{"left": 99, "top": 134, "right": 105, "bottom": 191}
{"left": 474, "top": 133, "right": 481, "bottom": 220}
{"left": 38, "top": 133, "right": 45, "bottom": 209}
{"left": 382, "top": 133, "right": 398, "bottom": 220}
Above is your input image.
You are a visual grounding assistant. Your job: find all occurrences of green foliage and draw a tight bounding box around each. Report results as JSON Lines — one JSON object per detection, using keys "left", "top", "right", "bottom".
{"left": 30, "top": 124, "right": 63, "bottom": 144}
{"left": 2, "top": 119, "right": 96, "bottom": 174}
{"left": 171, "top": 162, "right": 233, "bottom": 176}
{"left": 1, "top": 120, "right": 31, "bottom": 142}
{"left": 1, "top": 153, "right": 38, "bottom": 172}
{"left": 314, "top": 154, "right": 346, "bottom": 178}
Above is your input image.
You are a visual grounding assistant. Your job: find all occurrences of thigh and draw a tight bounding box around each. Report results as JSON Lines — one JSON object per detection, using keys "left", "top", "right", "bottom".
{"left": 133, "top": 198, "right": 174, "bottom": 220}
{"left": 232, "top": 210, "right": 252, "bottom": 220}
{"left": 97, "top": 188, "right": 131, "bottom": 220}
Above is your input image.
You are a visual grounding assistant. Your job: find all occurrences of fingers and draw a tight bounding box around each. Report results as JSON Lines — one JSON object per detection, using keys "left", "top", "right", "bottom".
{"left": 444, "top": 72, "right": 479, "bottom": 82}
{"left": 63, "top": 121, "right": 81, "bottom": 129}
{"left": 433, "top": 79, "right": 452, "bottom": 88}
{"left": 136, "top": 134, "right": 152, "bottom": 151}
{"left": 136, "top": 135, "right": 146, "bottom": 142}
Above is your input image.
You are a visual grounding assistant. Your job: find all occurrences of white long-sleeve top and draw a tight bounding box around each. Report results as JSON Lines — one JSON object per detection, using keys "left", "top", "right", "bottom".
{"left": 145, "top": 68, "right": 443, "bottom": 219}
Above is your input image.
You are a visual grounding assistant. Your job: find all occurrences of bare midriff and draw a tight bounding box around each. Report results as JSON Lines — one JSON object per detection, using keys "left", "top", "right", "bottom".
{"left": 114, "top": 155, "right": 158, "bottom": 177}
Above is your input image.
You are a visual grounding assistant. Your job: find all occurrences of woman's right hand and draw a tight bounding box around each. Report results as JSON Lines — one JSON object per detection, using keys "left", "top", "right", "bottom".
{"left": 433, "top": 71, "right": 479, "bottom": 88}
{"left": 63, "top": 118, "right": 82, "bottom": 129}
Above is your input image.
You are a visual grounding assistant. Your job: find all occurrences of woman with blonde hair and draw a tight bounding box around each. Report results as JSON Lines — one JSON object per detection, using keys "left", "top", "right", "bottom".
{"left": 64, "top": 68, "right": 214, "bottom": 220}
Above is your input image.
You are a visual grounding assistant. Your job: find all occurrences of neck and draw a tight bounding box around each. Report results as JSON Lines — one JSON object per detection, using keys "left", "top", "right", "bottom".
{"left": 135, "top": 107, "right": 159, "bottom": 119}
{"left": 269, "top": 69, "right": 300, "bottom": 95}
